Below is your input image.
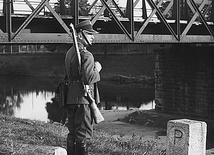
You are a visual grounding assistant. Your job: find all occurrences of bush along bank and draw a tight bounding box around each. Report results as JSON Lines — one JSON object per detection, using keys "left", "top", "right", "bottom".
{"left": 0, "top": 53, "right": 65, "bottom": 78}
{"left": 0, "top": 53, "right": 155, "bottom": 85}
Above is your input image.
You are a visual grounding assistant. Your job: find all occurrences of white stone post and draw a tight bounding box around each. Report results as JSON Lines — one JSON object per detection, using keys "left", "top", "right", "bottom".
{"left": 166, "top": 119, "right": 207, "bottom": 155}
{"left": 54, "top": 147, "right": 67, "bottom": 155}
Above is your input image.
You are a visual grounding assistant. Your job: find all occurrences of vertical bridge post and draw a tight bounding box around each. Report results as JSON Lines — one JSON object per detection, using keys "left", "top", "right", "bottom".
{"left": 166, "top": 119, "right": 207, "bottom": 155}
{"left": 5, "top": 0, "right": 12, "bottom": 42}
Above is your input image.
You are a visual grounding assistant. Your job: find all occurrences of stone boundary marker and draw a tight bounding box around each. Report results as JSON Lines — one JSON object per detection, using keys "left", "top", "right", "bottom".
{"left": 17, "top": 144, "right": 67, "bottom": 155}
{"left": 166, "top": 119, "right": 207, "bottom": 155}
{"left": 54, "top": 147, "right": 67, "bottom": 155}
{"left": 33, "top": 146, "right": 67, "bottom": 155}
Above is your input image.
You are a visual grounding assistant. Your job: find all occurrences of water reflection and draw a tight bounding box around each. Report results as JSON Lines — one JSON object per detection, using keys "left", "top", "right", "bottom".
{"left": 98, "top": 81, "right": 154, "bottom": 110}
{"left": 0, "top": 77, "right": 154, "bottom": 123}
{"left": 0, "top": 77, "right": 57, "bottom": 122}
{"left": 14, "top": 91, "right": 53, "bottom": 122}
{"left": 0, "top": 86, "right": 22, "bottom": 116}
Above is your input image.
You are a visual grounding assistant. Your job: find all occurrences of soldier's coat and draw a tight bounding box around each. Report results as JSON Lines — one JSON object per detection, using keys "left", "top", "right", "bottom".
{"left": 65, "top": 42, "right": 100, "bottom": 105}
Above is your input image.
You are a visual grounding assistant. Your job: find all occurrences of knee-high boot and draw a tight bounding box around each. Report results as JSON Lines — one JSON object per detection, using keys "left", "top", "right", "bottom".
{"left": 67, "top": 139, "right": 76, "bottom": 155}
{"left": 75, "top": 143, "right": 88, "bottom": 155}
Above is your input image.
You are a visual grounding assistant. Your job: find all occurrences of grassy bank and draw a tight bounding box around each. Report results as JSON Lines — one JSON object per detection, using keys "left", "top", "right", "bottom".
{"left": 0, "top": 114, "right": 164, "bottom": 155}
{"left": 0, "top": 53, "right": 155, "bottom": 82}
{"left": 1, "top": 110, "right": 214, "bottom": 154}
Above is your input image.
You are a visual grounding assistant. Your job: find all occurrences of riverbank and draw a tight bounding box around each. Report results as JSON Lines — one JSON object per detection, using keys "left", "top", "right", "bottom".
{"left": 1, "top": 109, "right": 214, "bottom": 155}
{"left": 0, "top": 53, "right": 155, "bottom": 84}
{"left": 0, "top": 110, "right": 165, "bottom": 155}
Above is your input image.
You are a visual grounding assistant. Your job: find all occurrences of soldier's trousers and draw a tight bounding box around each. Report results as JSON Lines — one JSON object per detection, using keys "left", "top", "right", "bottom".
{"left": 66, "top": 104, "right": 93, "bottom": 155}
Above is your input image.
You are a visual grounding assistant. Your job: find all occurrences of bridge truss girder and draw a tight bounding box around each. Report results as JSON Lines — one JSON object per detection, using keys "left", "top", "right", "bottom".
{"left": 1, "top": 0, "right": 214, "bottom": 44}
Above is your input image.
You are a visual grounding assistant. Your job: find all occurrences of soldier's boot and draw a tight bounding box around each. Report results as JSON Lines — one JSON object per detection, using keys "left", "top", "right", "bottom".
{"left": 75, "top": 142, "right": 88, "bottom": 155}
{"left": 67, "top": 139, "right": 76, "bottom": 155}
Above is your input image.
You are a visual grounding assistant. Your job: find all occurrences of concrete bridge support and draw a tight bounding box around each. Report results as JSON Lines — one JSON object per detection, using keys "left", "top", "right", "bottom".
{"left": 155, "top": 45, "right": 214, "bottom": 120}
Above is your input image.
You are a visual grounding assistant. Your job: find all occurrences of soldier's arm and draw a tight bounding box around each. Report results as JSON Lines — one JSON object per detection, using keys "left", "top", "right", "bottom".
{"left": 81, "top": 51, "right": 100, "bottom": 85}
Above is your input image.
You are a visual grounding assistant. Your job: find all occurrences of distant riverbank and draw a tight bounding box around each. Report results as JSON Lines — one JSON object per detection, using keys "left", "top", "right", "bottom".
{"left": 0, "top": 53, "right": 155, "bottom": 84}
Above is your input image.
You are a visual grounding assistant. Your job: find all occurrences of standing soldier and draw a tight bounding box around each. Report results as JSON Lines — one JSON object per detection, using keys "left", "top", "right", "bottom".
{"left": 65, "top": 20, "right": 102, "bottom": 155}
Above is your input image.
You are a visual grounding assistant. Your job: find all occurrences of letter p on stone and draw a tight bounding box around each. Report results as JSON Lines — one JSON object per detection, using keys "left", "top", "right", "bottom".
{"left": 166, "top": 119, "right": 207, "bottom": 155}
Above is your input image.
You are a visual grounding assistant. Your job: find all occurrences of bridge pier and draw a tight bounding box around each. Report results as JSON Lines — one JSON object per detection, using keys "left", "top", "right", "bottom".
{"left": 155, "top": 44, "right": 214, "bottom": 120}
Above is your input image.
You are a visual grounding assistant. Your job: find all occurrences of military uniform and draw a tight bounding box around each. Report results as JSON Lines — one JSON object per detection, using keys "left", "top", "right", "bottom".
{"left": 65, "top": 20, "right": 100, "bottom": 155}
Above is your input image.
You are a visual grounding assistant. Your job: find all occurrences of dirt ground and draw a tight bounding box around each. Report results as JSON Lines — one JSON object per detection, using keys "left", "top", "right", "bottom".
{"left": 94, "top": 110, "right": 167, "bottom": 149}
{"left": 95, "top": 110, "right": 163, "bottom": 136}
{"left": 94, "top": 109, "right": 214, "bottom": 154}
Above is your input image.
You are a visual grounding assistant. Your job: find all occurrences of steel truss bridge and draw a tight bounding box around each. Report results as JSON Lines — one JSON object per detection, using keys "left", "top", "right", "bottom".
{"left": 0, "top": 0, "right": 214, "bottom": 44}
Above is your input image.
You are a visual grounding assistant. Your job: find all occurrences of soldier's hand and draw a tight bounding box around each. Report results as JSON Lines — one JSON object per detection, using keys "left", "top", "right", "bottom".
{"left": 84, "top": 92, "right": 95, "bottom": 104}
{"left": 95, "top": 61, "right": 102, "bottom": 72}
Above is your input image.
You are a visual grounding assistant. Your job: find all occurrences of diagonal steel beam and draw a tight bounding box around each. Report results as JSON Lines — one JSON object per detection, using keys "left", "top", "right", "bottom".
{"left": 85, "top": 0, "right": 99, "bottom": 15}
{"left": 181, "top": 0, "right": 207, "bottom": 38}
{"left": 187, "top": 0, "right": 196, "bottom": 13}
{"left": 91, "top": 0, "right": 112, "bottom": 24}
{"left": 111, "top": 0, "right": 125, "bottom": 17}
{"left": 90, "top": 0, "right": 125, "bottom": 19}
{"left": 186, "top": 0, "right": 211, "bottom": 16}
{"left": 24, "top": 0, "right": 35, "bottom": 11}
{"left": 134, "top": 0, "right": 141, "bottom": 7}
{"left": 45, "top": 2, "right": 73, "bottom": 38}
{"left": 100, "top": 0, "right": 133, "bottom": 40}
{"left": 203, "top": 2, "right": 212, "bottom": 16}
{"left": 12, "top": 0, "right": 48, "bottom": 40}
{"left": 136, "top": 0, "right": 163, "bottom": 36}
{"left": 146, "top": 0, "right": 179, "bottom": 40}
{"left": 189, "top": 0, "right": 214, "bottom": 37}
{"left": 163, "top": 0, "right": 173, "bottom": 16}
{"left": 91, "top": 0, "right": 133, "bottom": 40}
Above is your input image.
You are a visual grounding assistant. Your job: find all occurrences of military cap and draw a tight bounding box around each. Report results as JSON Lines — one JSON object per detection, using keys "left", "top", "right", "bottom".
{"left": 75, "top": 20, "right": 98, "bottom": 34}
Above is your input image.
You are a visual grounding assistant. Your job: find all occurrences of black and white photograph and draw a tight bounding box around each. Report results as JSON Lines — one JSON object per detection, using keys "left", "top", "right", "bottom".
{"left": 0, "top": 0, "right": 214, "bottom": 154}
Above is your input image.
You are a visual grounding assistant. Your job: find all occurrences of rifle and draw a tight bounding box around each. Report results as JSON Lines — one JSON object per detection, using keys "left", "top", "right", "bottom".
{"left": 69, "top": 23, "right": 105, "bottom": 124}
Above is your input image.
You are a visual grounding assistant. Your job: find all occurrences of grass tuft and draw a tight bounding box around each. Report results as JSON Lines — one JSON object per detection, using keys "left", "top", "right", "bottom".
{"left": 0, "top": 114, "right": 165, "bottom": 155}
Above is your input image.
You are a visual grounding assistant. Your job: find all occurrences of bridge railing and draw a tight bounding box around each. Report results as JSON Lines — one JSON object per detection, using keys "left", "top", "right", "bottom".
{"left": 0, "top": 0, "right": 214, "bottom": 44}
{"left": 1, "top": 0, "right": 212, "bottom": 21}
{"left": 0, "top": 0, "right": 213, "bottom": 23}
{"left": 0, "top": 0, "right": 57, "bottom": 15}
{"left": 0, "top": 0, "right": 154, "bottom": 20}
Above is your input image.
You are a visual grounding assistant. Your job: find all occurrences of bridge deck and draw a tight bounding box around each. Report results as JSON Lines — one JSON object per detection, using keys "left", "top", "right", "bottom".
{"left": 1, "top": 0, "right": 214, "bottom": 44}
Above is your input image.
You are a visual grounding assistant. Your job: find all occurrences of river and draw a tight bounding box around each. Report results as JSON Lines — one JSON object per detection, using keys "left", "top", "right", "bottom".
{"left": 0, "top": 76, "right": 154, "bottom": 123}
